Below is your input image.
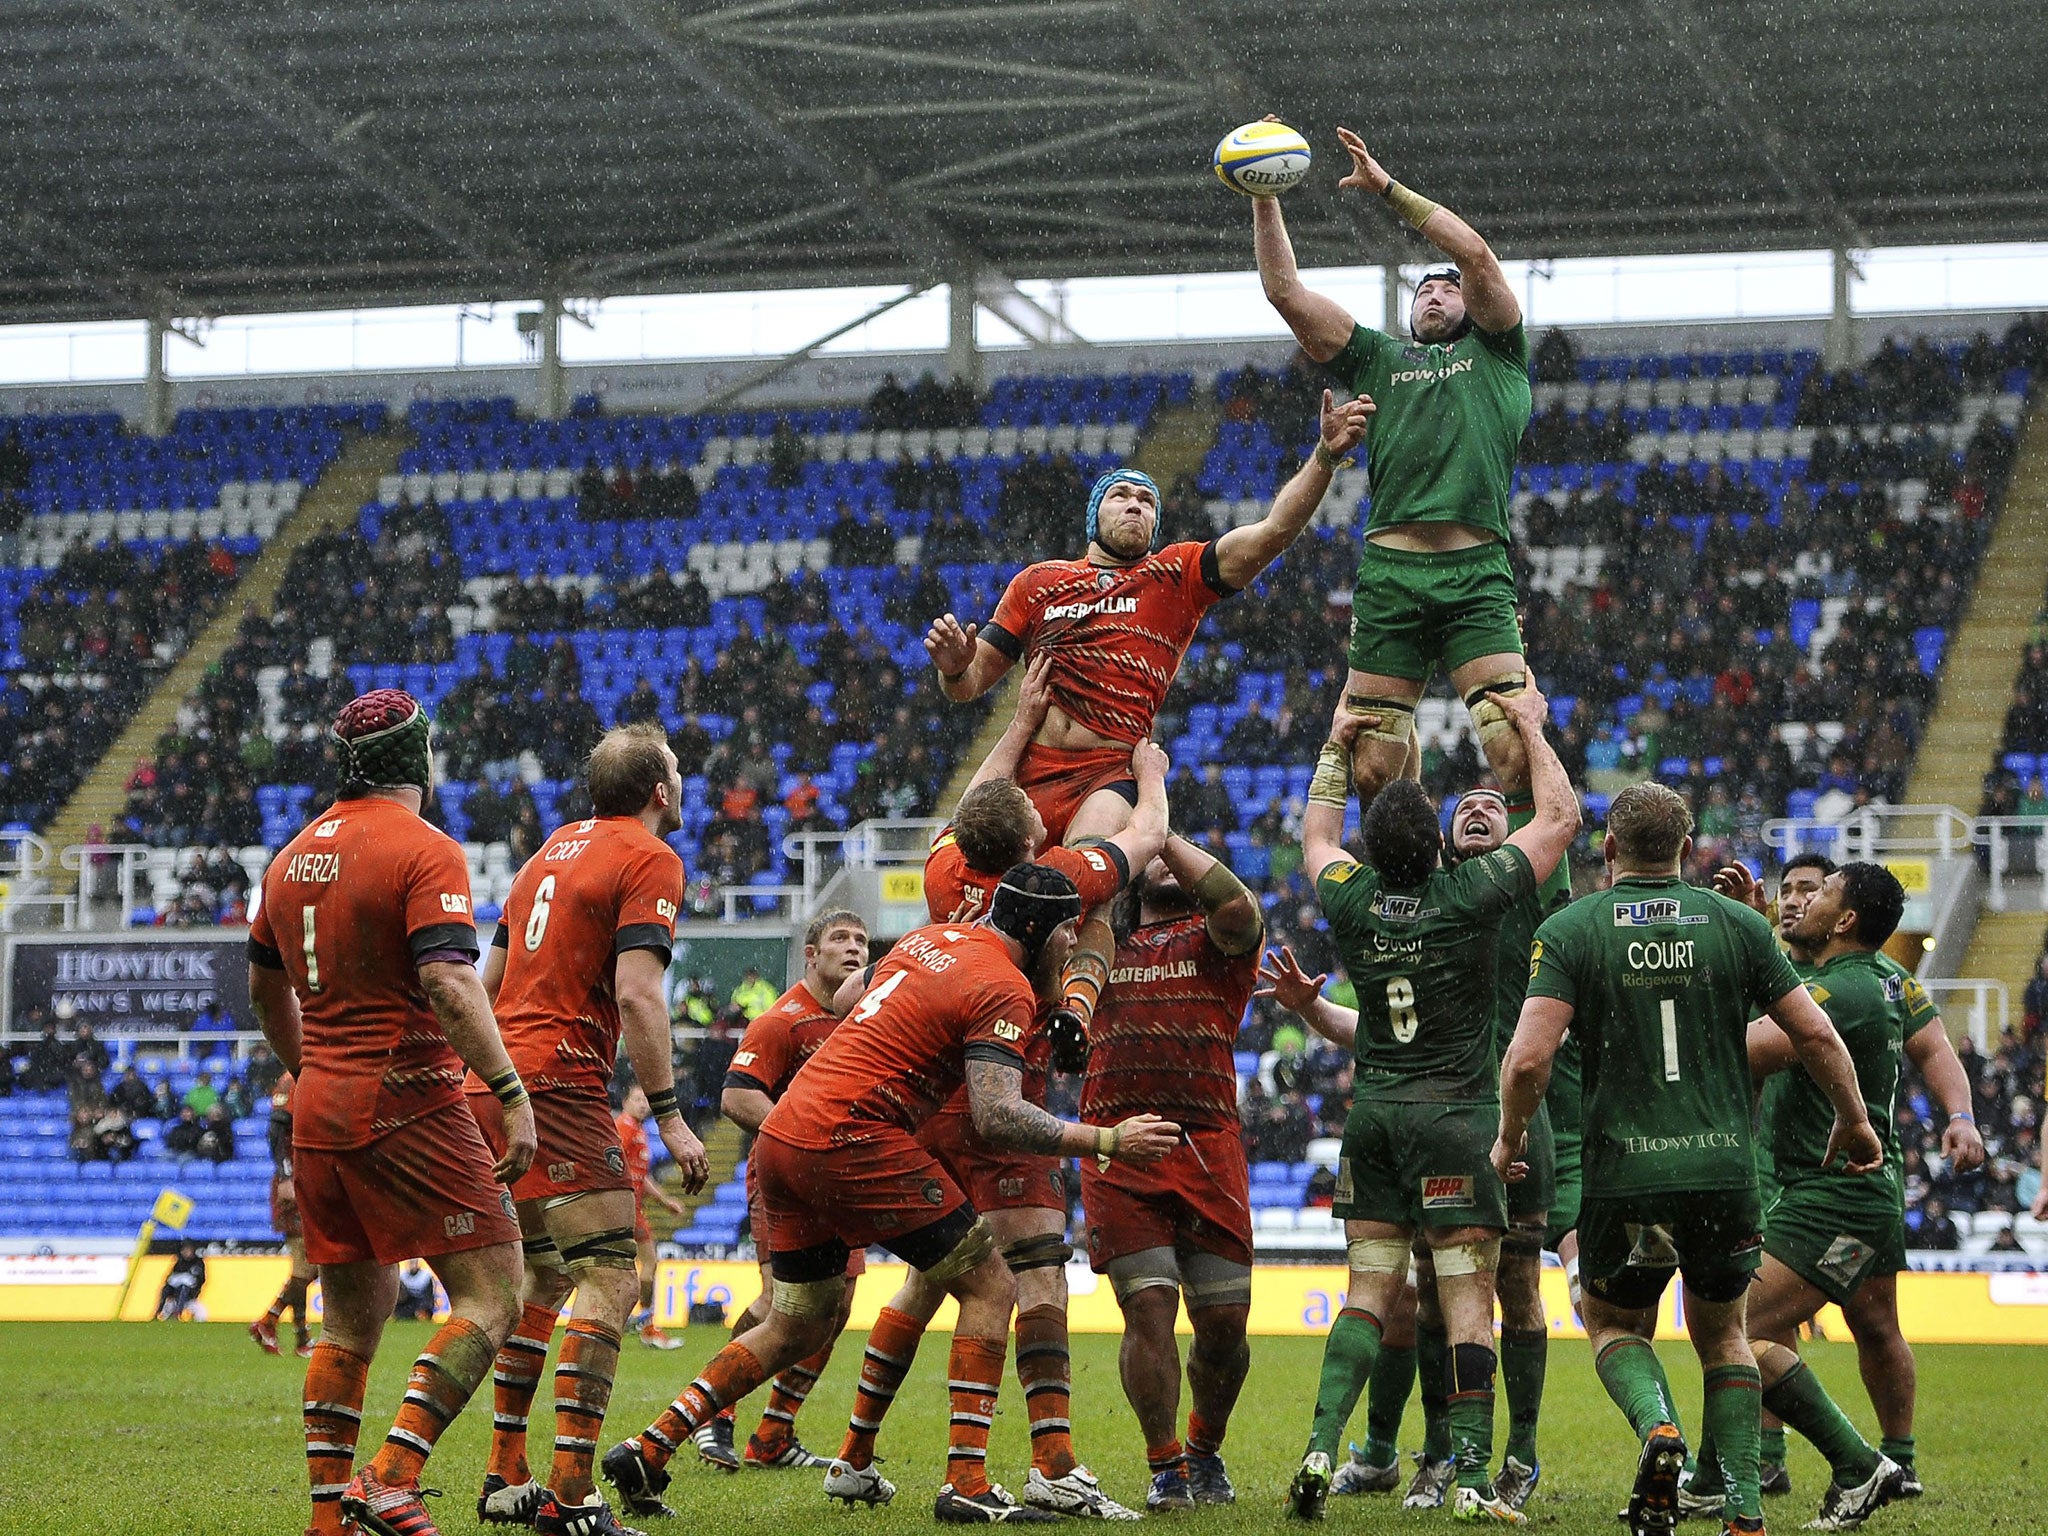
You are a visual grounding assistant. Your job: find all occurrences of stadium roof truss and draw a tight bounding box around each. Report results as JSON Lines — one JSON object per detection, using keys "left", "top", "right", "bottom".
{"left": 0, "top": 0, "right": 2042, "bottom": 326}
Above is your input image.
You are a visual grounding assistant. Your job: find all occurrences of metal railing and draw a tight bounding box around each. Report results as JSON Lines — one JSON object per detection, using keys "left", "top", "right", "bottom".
{"left": 1763, "top": 804, "right": 1977, "bottom": 860}
{"left": 61, "top": 843, "right": 158, "bottom": 927}
{"left": 0, "top": 829, "right": 73, "bottom": 931}
{"left": 1917, "top": 978, "right": 2007, "bottom": 1050}
{"left": 715, "top": 818, "right": 946, "bottom": 925}
{"left": 1977, "top": 816, "right": 2048, "bottom": 912}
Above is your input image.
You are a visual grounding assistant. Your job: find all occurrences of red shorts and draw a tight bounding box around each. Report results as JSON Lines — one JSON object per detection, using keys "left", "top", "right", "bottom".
{"left": 918, "top": 1109, "right": 1067, "bottom": 1214}
{"left": 752, "top": 1126, "right": 968, "bottom": 1260}
{"left": 1015, "top": 742, "right": 1138, "bottom": 846}
{"left": 746, "top": 1156, "right": 867, "bottom": 1275}
{"left": 295, "top": 1102, "right": 522, "bottom": 1268}
{"left": 1081, "top": 1122, "right": 1253, "bottom": 1270}
{"left": 468, "top": 1085, "right": 635, "bottom": 1204}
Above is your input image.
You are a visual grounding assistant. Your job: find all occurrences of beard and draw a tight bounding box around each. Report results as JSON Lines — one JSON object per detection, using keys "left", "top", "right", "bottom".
{"left": 1097, "top": 518, "right": 1151, "bottom": 562}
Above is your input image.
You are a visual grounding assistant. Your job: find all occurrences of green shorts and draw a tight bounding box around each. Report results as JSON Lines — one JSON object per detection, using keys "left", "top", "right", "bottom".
{"left": 1346, "top": 540, "right": 1524, "bottom": 683}
{"left": 1507, "top": 1099, "right": 1556, "bottom": 1225}
{"left": 1545, "top": 1129, "right": 1582, "bottom": 1250}
{"left": 1333, "top": 1097, "right": 1508, "bottom": 1232}
{"left": 1578, "top": 1186, "right": 1764, "bottom": 1310}
{"left": 1763, "top": 1182, "right": 1906, "bottom": 1308}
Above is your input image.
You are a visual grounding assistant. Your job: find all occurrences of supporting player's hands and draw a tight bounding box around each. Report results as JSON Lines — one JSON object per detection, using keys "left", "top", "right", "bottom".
{"left": 658, "top": 1115, "right": 712, "bottom": 1194}
{"left": 1319, "top": 389, "right": 1374, "bottom": 458}
{"left": 1940, "top": 1113, "right": 1987, "bottom": 1174}
{"left": 1129, "top": 736, "right": 1169, "bottom": 789}
{"left": 1484, "top": 673, "right": 1550, "bottom": 736}
{"left": 1014, "top": 650, "right": 1057, "bottom": 729}
{"left": 1328, "top": 698, "right": 1372, "bottom": 748}
{"left": 1255, "top": 944, "right": 1329, "bottom": 1014}
{"left": 1489, "top": 1129, "right": 1529, "bottom": 1185}
{"left": 1824, "top": 1114, "right": 1885, "bottom": 1176}
{"left": 494, "top": 1097, "right": 538, "bottom": 1185}
{"left": 1333, "top": 127, "right": 1392, "bottom": 195}
{"left": 1108, "top": 1114, "right": 1182, "bottom": 1166}
{"left": 925, "top": 613, "right": 979, "bottom": 678}
{"left": 1710, "top": 862, "right": 1768, "bottom": 916}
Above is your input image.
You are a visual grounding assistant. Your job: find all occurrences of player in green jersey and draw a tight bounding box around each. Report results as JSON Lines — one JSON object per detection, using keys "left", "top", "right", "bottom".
{"left": 1713, "top": 855, "right": 1983, "bottom": 1501}
{"left": 1497, "top": 783, "right": 1881, "bottom": 1536}
{"left": 1283, "top": 681, "right": 1577, "bottom": 1523}
{"left": 1253, "top": 124, "right": 1535, "bottom": 813}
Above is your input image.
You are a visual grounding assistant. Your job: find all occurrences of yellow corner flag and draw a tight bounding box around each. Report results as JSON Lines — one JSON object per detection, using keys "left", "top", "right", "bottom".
{"left": 151, "top": 1189, "right": 195, "bottom": 1230}
{"left": 116, "top": 1188, "right": 194, "bottom": 1320}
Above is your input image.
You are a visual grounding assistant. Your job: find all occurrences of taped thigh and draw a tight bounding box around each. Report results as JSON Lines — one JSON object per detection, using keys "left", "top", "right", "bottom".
{"left": 522, "top": 1231, "right": 570, "bottom": 1278}
{"left": 1001, "top": 1231, "right": 1075, "bottom": 1273}
{"left": 1179, "top": 1248, "right": 1252, "bottom": 1310}
{"left": 921, "top": 1215, "right": 997, "bottom": 1285}
{"left": 1502, "top": 1223, "right": 1546, "bottom": 1261}
{"left": 1462, "top": 672, "right": 1528, "bottom": 749}
{"left": 558, "top": 1226, "right": 640, "bottom": 1275}
{"left": 1347, "top": 1236, "right": 1411, "bottom": 1276}
{"left": 1344, "top": 694, "right": 1417, "bottom": 748}
{"left": 1104, "top": 1245, "right": 1183, "bottom": 1303}
{"left": 772, "top": 1276, "right": 845, "bottom": 1320}
{"left": 1431, "top": 1236, "right": 1502, "bottom": 1277}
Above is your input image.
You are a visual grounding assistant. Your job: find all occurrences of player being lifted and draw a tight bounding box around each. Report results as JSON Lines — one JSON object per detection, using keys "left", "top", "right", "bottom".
{"left": 604, "top": 867, "right": 1180, "bottom": 1527}
{"left": 924, "top": 388, "right": 1373, "bottom": 1058}
{"left": 249, "top": 691, "right": 535, "bottom": 1536}
{"left": 1281, "top": 680, "right": 1577, "bottom": 1523}
{"left": 693, "top": 906, "right": 872, "bottom": 1472}
{"left": 1712, "top": 855, "right": 1983, "bottom": 1505}
{"left": 1253, "top": 125, "right": 1536, "bottom": 813}
{"left": 466, "top": 722, "right": 711, "bottom": 1536}
{"left": 1498, "top": 784, "right": 1883, "bottom": 1536}
{"left": 1081, "top": 834, "right": 1267, "bottom": 1511}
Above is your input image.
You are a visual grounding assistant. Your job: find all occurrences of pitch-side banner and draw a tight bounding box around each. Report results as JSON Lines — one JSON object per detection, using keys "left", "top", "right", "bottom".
{"left": 5, "top": 933, "right": 252, "bottom": 1035}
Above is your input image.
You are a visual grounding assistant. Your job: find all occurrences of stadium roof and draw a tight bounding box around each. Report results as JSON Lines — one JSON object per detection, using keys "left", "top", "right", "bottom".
{"left": 4, "top": 0, "right": 2044, "bottom": 327}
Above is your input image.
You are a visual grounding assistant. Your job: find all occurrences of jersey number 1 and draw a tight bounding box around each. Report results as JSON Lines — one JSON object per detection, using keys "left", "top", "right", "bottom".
{"left": 302, "top": 907, "right": 321, "bottom": 992}
{"left": 1659, "top": 998, "right": 1681, "bottom": 1083}
{"left": 1387, "top": 976, "right": 1420, "bottom": 1043}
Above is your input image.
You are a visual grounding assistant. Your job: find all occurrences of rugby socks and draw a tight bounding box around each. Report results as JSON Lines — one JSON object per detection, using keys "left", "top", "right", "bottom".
{"left": 1446, "top": 1343, "right": 1498, "bottom": 1492}
{"left": 1308, "top": 1307, "right": 1382, "bottom": 1459}
{"left": 1880, "top": 1434, "right": 1916, "bottom": 1475}
{"left": 946, "top": 1334, "right": 1008, "bottom": 1498}
{"left": 1500, "top": 1326, "right": 1548, "bottom": 1465}
{"left": 1762, "top": 1359, "right": 1881, "bottom": 1486}
{"left": 1761, "top": 1423, "right": 1789, "bottom": 1470}
{"left": 303, "top": 1340, "right": 370, "bottom": 1536}
{"left": 1056, "top": 915, "right": 1116, "bottom": 1033}
{"left": 1594, "top": 1335, "right": 1681, "bottom": 1442}
{"left": 1361, "top": 1342, "right": 1416, "bottom": 1467}
{"left": 840, "top": 1305, "right": 928, "bottom": 1469}
{"left": 1702, "top": 1363, "right": 1765, "bottom": 1522}
{"left": 1186, "top": 1411, "right": 1226, "bottom": 1460}
{"left": 487, "top": 1301, "right": 559, "bottom": 1484}
{"left": 751, "top": 1345, "right": 835, "bottom": 1459}
{"left": 1416, "top": 1322, "right": 1453, "bottom": 1461}
{"left": 639, "top": 1341, "right": 768, "bottom": 1469}
{"left": 1147, "top": 1439, "right": 1188, "bottom": 1478}
{"left": 265, "top": 1275, "right": 309, "bottom": 1334}
{"left": 549, "top": 1317, "right": 621, "bottom": 1505}
{"left": 369, "top": 1316, "right": 497, "bottom": 1485}
{"left": 1015, "top": 1304, "right": 1078, "bottom": 1478}
{"left": 1691, "top": 1428, "right": 1727, "bottom": 1498}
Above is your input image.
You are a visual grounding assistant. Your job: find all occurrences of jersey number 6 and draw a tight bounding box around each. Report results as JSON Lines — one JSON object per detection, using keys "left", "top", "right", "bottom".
{"left": 524, "top": 875, "right": 556, "bottom": 952}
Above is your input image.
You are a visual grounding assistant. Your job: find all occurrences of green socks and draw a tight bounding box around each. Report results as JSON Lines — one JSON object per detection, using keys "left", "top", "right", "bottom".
{"left": 1361, "top": 1342, "right": 1416, "bottom": 1467}
{"left": 1691, "top": 1427, "right": 1726, "bottom": 1498}
{"left": 1762, "top": 1361, "right": 1881, "bottom": 1486}
{"left": 1500, "top": 1327, "right": 1547, "bottom": 1464}
{"left": 1309, "top": 1308, "right": 1383, "bottom": 1459}
{"left": 1594, "top": 1335, "right": 1680, "bottom": 1440}
{"left": 1447, "top": 1343, "right": 1499, "bottom": 1492}
{"left": 1880, "top": 1435, "right": 1915, "bottom": 1474}
{"left": 1703, "top": 1363, "right": 1765, "bottom": 1522}
{"left": 1760, "top": 1424, "right": 1788, "bottom": 1468}
{"left": 1416, "top": 1323, "right": 1452, "bottom": 1460}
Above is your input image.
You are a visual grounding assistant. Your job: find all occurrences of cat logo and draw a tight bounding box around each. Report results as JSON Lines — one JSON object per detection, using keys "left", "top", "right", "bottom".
{"left": 440, "top": 893, "right": 470, "bottom": 913}
{"left": 998, "top": 1177, "right": 1025, "bottom": 1199}
{"left": 548, "top": 1161, "right": 577, "bottom": 1184}
{"left": 733, "top": 1050, "right": 757, "bottom": 1067}
{"left": 656, "top": 898, "right": 678, "bottom": 920}
{"left": 991, "top": 1018, "right": 1022, "bottom": 1041}
{"left": 314, "top": 819, "right": 343, "bottom": 838}
{"left": 444, "top": 1212, "right": 476, "bottom": 1238}
{"left": 1082, "top": 850, "right": 1109, "bottom": 873}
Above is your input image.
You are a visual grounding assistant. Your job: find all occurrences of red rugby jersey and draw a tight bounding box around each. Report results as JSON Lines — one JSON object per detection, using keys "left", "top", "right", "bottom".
{"left": 724, "top": 979, "right": 842, "bottom": 1102}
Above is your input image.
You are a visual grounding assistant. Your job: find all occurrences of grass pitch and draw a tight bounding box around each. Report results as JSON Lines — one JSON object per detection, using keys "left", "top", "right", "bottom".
{"left": 1, "top": 1322, "right": 2038, "bottom": 1533}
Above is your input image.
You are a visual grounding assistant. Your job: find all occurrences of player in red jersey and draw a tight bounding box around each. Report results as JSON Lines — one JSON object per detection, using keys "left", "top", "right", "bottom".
{"left": 250, "top": 1070, "right": 319, "bottom": 1359}
{"left": 464, "top": 723, "right": 710, "bottom": 1536}
{"left": 1081, "top": 834, "right": 1266, "bottom": 1511}
{"left": 615, "top": 1085, "right": 689, "bottom": 1349}
{"left": 605, "top": 866, "right": 1180, "bottom": 1527}
{"left": 691, "top": 906, "right": 872, "bottom": 1473}
{"left": 248, "top": 690, "right": 535, "bottom": 1536}
{"left": 924, "top": 389, "right": 1373, "bottom": 1060}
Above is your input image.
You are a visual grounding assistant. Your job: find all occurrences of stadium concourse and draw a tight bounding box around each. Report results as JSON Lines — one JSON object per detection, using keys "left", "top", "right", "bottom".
{"left": 1, "top": 321, "right": 2044, "bottom": 1266}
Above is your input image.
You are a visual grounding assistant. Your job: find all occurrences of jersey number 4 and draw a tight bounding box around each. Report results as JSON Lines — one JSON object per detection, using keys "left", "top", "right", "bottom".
{"left": 850, "top": 968, "right": 907, "bottom": 1022}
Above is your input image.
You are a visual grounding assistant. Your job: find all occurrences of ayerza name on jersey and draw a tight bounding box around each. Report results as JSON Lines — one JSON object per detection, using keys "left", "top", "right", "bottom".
{"left": 1389, "top": 357, "right": 1475, "bottom": 386}
{"left": 1611, "top": 898, "right": 1709, "bottom": 927}
{"left": 1110, "top": 958, "right": 1199, "bottom": 985}
{"left": 1620, "top": 1131, "right": 1743, "bottom": 1155}
{"left": 895, "top": 932, "right": 958, "bottom": 973}
{"left": 1626, "top": 939, "right": 1695, "bottom": 970}
{"left": 1042, "top": 595, "right": 1140, "bottom": 622}
{"left": 283, "top": 851, "right": 341, "bottom": 883}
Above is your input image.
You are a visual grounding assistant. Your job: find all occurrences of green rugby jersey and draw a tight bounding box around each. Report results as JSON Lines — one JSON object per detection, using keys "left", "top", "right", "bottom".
{"left": 1526, "top": 874, "right": 1803, "bottom": 1197}
{"left": 1753, "top": 952, "right": 1819, "bottom": 1194}
{"left": 1330, "top": 321, "right": 1532, "bottom": 543}
{"left": 1316, "top": 843, "right": 1536, "bottom": 1102}
{"left": 1770, "top": 949, "right": 1936, "bottom": 1209}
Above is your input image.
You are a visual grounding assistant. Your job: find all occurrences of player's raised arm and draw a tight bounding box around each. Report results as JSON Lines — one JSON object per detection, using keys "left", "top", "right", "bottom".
{"left": 1491, "top": 676, "right": 1581, "bottom": 884}
{"left": 1211, "top": 389, "right": 1374, "bottom": 591}
{"left": 1904, "top": 1012, "right": 1986, "bottom": 1173}
{"left": 926, "top": 612, "right": 1015, "bottom": 703}
{"left": 1256, "top": 944, "right": 1356, "bottom": 1050}
{"left": 957, "top": 652, "right": 1056, "bottom": 801}
{"left": 1158, "top": 830, "right": 1263, "bottom": 956}
{"left": 1761, "top": 983, "right": 1884, "bottom": 1174}
{"left": 1253, "top": 195, "right": 1358, "bottom": 363}
{"left": 1300, "top": 705, "right": 1365, "bottom": 881}
{"left": 1335, "top": 126, "right": 1519, "bottom": 337}
{"left": 617, "top": 946, "right": 709, "bottom": 1192}
{"left": 964, "top": 1054, "right": 1178, "bottom": 1164}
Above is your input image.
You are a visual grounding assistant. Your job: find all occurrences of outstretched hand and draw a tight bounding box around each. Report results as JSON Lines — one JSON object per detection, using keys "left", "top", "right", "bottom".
{"left": 925, "top": 612, "right": 978, "bottom": 677}
{"left": 1320, "top": 389, "right": 1375, "bottom": 457}
{"left": 1255, "top": 944, "right": 1328, "bottom": 1013}
{"left": 1334, "top": 126, "right": 1391, "bottom": 194}
{"left": 1329, "top": 699, "right": 1374, "bottom": 747}
{"left": 1711, "top": 862, "right": 1768, "bottom": 916}
{"left": 1014, "top": 650, "right": 1056, "bottom": 728}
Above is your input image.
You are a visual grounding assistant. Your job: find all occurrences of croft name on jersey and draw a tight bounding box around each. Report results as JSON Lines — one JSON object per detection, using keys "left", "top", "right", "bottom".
{"left": 1042, "top": 596, "right": 1140, "bottom": 622}
{"left": 283, "top": 852, "right": 342, "bottom": 883}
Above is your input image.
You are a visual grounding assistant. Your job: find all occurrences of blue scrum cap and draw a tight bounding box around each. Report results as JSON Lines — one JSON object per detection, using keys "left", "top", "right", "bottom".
{"left": 1084, "top": 468, "right": 1162, "bottom": 550}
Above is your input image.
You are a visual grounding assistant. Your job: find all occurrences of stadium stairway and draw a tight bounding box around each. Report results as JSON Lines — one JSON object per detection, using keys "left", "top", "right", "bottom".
{"left": 42, "top": 428, "right": 407, "bottom": 896}
{"left": 664, "top": 1114, "right": 746, "bottom": 1239}
{"left": 1956, "top": 909, "right": 2047, "bottom": 1029}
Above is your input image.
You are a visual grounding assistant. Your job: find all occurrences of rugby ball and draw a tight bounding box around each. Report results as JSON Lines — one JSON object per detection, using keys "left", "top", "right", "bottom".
{"left": 1213, "top": 121, "right": 1312, "bottom": 197}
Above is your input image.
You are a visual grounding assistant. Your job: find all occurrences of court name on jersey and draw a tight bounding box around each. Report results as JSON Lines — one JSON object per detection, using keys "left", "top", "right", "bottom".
{"left": 1624, "top": 939, "right": 1696, "bottom": 974}
{"left": 896, "top": 931, "right": 963, "bottom": 974}
{"left": 1043, "top": 595, "right": 1140, "bottom": 621}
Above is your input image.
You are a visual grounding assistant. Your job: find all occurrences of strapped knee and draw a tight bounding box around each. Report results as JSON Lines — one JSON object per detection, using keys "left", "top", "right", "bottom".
{"left": 1347, "top": 1237, "right": 1411, "bottom": 1276}
{"left": 1501, "top": 1225, "right": 1545, "bottom": 1261}
{"left": 559, "top": 1227, "right": 640, "bottom": 1275}
{"left": 1463, "top": 673, "right": 1527, "bottom": 749}
{"left": 1105, "top": 1246, "right": 1182, "bottom": 1304}
{"left": 922, "top": 1215, "right": 997, "bottom": 1285}
{"left": 772, "top": 1276, "right": 846, "bottom": 1320}
{"left": 1345, "top": 694, "right": 1417, "bottom": 748}
{"left": 1001, "top": 1232, "right": 1074, "bottom": 1273}
{"left": 1432, "top": 1236, "right": 1502, "bottom": 1278}
{"left": 524, "top": 1231, "right": 570, "bottom": 1277}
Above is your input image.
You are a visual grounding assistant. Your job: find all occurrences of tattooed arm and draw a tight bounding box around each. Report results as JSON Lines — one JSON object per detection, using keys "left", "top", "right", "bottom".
{"left": 965, "top": 1055, "right": 1180, "bottom": 1164}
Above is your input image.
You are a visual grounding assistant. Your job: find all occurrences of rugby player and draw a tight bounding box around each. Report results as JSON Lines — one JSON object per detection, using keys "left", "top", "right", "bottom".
{"left": 924, "top": 388, "right": 1373, "bottom": 1058}
{"left": 1082, "top": 834, "right": 1266, "bottom": 1511}
{"left": 1285, "top": 681, "right": 1577, "bottom": 1523}
{"left": 250, "top": 1068, "right": 317, "bottom": 1359}
{"left": 1498, "top": 783, "right": 1883, "bottom": 1536}
{"left": 249, "top": 690, "right": 534, "bottom": 1536}
{"left": 467, "top": 722, "right": 710, "bottom": 1536}
{"left": 1252, "top": 125, "right": 1537, "bottom": 815}
{"left": 603, "top": 866, "right": 1180, "bottom": 1526}
{"left": 691, "top": 906, "right": 871, "bottom": 1473}
{"left": 1713, "top": 854, "right": 1983, "bottom": 1500}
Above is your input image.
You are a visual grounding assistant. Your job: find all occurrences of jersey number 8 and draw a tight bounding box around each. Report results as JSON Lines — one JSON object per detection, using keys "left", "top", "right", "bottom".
{"left": 1386, "top": 976, "right": 1420, "bottom": 1043}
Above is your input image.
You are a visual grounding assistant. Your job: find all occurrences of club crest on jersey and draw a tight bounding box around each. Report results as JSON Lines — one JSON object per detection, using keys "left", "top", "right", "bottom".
{"left": 605, "top": 1146, "right": 625, "bottom": 1176}
{"left": 1420, "top": 1175, "right": 1473, "bottom": 1208}
{"left": 1610, "top": 898, "right": 1707, "bottom": 927}
{"left": 1095, "top": 571, "right": 1116, "bottom": 591}
{"left": 921, "top": 1179, "right": 946, "bottom": 1207}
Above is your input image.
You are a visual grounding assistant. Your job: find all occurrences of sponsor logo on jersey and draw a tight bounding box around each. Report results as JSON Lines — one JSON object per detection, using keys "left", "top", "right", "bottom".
{"left": 444, "top": 1211, "right": 476, "bottom": 1238}
{"left": 314, "top": 819, "right": 343, "bottom": 838}
{"left": 998, "top": 1177, "right": 1024, "bottom": 1199}
{"left": 656, "top": 898, "right": 678, "bottom": 921}
{"left": 1420, "top": 1175, "right": 1474, "bottom": 1208}
{"left": 1622, "top": 1222, "right": 1681, "bottom": 1268}
{"left": 1389, "top": 357, "right": 1476, "bottom": 386}
{"left": 440, "top": 892, "right": 470, "bottom": 913}
{"left": 1528, "top": 939, "right": 1544, "bottom": 980}
{"left": 604, "top": 1146, "right": 625, "bottom": 1176}
{"left": 1882, "top": 973, "right": 1905, "bottom": 1003}
{"left": 733, "top": 1050, "right": 757, "bottom": 1066}
{"left": 549, "top": 1160, "right": 577, "bottom": 1183}
{"left": 1817, "top": 1234, "right": 1876, "bottom": 1288}
{"left": 284, "top": 851, "right": 342, "bottom": 883}
{"left": 1611, "top": 898, "right": 1708, "bottom": 927}
{"left": 1043, "top": 596, "right": 1140, "bottom": 621}
{"left": 991, "top": 1018, "right": 1022, "bottom": 1041}
{"left": 1373, "top": 894, "right": 1420, "bottom": 920}
{"left": 1334, "top": 1157, "right": 1354, "bottom": 1205}
{"left": 1082, "top": 850, "right": 1109, "bottom": 872}
{"left": 1323, "top": 861, "right": 1360, "bottom": 885}
{"left": 1109, "top": 958, "right": 1200, "bottom": 985}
